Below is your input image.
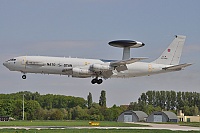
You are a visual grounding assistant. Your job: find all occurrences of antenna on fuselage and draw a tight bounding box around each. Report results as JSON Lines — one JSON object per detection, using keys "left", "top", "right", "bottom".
{"left": 108, "top": 40, "right": 145, "bottom": 60}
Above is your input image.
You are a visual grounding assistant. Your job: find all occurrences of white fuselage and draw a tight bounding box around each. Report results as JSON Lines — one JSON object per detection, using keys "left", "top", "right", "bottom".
{"left": 3, "top": 56, "right": 172, "bottom": 79}
{"left": 3, "top": 35, "right": 190, "bottom": 84}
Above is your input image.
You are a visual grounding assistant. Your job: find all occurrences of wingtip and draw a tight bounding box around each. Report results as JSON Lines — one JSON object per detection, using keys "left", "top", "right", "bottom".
{"left": 175, "top": 35, "right": 186, "bottom": 39}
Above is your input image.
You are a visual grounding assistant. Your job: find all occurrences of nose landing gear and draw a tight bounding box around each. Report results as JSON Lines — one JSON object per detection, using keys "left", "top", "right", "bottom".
{"left": 91, "top": 78, "right": 103, "bottom": 84}
{"left": 22, "top": 75, "right": 26, "bottom": 79}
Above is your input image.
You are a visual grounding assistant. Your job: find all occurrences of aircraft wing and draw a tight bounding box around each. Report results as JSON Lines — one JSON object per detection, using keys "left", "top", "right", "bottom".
{"left": 110, "top": 57, "right": 148, "bottom": 67}
{"left": 162, "top": 63, "right": 192, "bottom": 71}
{"left": 110, "top": 57, "right": 147, "bottom": 72}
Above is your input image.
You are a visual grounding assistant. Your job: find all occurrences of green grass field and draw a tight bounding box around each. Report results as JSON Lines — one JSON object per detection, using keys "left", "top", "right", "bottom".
{"left": 0, "top": 121, "right": 199, "bottom": 133}
{"left": 153, "top": 122, "right": 200, "bottom": 127}
{"left": 0, "top": 129, "right": 199, "bottom": 133}
{"left": 179, "top": 122, "right": 200, "bottom": 127}
{"left": 0, "top": 120, "right": 147, "bottom": 127}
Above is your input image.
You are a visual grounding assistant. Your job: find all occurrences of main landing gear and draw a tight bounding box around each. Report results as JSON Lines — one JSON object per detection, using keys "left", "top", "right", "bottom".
{"left": 22, "top": 75, "right": 26, "bottom": 79}
{"left": 91, "top": 78, "right": 103, "bottom": 84}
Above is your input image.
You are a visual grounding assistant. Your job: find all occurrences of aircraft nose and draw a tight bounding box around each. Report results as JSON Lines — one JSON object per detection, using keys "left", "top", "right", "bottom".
{"left": 3, "top": 61, "right": 15, "bottom": 71}
{"left": 3, "top": 62, "right": 8, "bottom": 67}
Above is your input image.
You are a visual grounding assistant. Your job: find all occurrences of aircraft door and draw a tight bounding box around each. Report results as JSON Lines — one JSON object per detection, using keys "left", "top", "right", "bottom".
{"left": 148, "top": 64, "right": 152, "bottom": 72}
{"left": 21, "top": 57, "right": 27, "bottom": 69}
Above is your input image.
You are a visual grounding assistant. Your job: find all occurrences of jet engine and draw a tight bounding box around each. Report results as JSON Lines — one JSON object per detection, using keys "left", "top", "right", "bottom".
{"left": 72, "top": 68, "right": 92, "bottom": 77}
{"left": 90, "top": 64, "right": 111, "bottom": 72}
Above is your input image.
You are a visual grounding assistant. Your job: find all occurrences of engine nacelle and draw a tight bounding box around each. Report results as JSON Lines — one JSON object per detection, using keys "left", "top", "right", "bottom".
{"left": 90, "top": 64, "right": 111, "bottom": 72}
{"left": 72, "top": 68, "right": 92, "bottom": 77}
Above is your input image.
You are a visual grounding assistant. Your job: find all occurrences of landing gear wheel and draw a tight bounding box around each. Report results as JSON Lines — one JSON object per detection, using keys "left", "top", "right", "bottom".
{"left": 22, "top": 75, "right": 26, "bottom": 79}
{"left": 97, "top": 79, "right": 103, "bottom": 84}
{"left": 91, "top": 78, "right": 103, "bottom": 84}
{"left": 91, "top": 78, "right": 97, "bottom": 84}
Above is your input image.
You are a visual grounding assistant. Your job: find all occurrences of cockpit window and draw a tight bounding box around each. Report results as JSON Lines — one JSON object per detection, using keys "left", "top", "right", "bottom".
{"left": 8, "top": 59, "right": 16, "bottom": 61}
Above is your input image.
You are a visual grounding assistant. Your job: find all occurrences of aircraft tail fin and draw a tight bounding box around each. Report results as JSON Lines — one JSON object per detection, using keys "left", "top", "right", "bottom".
{"left": 152, "top": 35, "right": 186, "bottom": 65}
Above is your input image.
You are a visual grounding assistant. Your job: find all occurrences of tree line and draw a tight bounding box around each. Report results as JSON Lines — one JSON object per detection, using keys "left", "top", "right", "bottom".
{"left": 0, "top": 90, "right": 199, "bottom": 121}
{"left": 0, "top": 90, "right": 126, "bottom": 120}
{"left": 128, "top": 90, "right": 200, "bottom": 116}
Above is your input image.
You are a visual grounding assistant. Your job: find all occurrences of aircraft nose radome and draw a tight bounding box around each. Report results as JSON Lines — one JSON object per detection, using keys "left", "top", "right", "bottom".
{"left": 3, "top": 62, "right": 8, "bottom": 67}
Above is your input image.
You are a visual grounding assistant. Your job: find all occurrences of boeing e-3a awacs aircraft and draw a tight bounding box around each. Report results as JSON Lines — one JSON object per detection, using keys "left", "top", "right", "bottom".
{"left": 3, "top": 35, "right": 191, "bottom": 84}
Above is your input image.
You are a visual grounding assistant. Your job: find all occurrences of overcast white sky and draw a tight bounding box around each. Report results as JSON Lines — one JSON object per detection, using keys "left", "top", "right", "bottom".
{"left": 0, "top": 0, "right": 200, "bottom": 107}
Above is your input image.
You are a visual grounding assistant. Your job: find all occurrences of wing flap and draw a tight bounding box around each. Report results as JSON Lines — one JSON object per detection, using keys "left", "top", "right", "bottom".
{"left": 162, "top": 63, "right": 192, "bottom": 70}
{"left": 102, "top": 70, "right": 113, "bottom": 79}
{"left": 116, "top": 65, "right": 127, "bottom": 72}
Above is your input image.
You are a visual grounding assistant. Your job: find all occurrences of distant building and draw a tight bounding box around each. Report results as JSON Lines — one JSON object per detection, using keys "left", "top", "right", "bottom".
{"left": 0, "top": 116, "right": 9, "bottom": 121}
{"left": 177, "top": 110, "right": 200, "bottom": 122}
{"left": 117, "top": 110, "right": 148, "bottom": 122}
{"left": 147, "top": 111, "right": 178, "bottom": 123}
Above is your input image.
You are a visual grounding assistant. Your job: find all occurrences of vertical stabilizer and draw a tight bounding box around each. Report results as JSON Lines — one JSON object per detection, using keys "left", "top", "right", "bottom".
{"left": 152, "top": 35, "right": 186, "bottom": 65}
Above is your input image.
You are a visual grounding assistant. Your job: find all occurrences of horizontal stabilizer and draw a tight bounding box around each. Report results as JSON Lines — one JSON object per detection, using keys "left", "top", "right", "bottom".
{"left": 110, "top": 57, "right": 147, "bottom": 67}
{"left": 162, "top": 63, "right": 192, "bottom": 71}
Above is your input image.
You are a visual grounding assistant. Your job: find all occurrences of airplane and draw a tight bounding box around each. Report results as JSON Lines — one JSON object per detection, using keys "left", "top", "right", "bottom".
{"left": 3, "top": 35, "right": 191, "bottom": 84}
